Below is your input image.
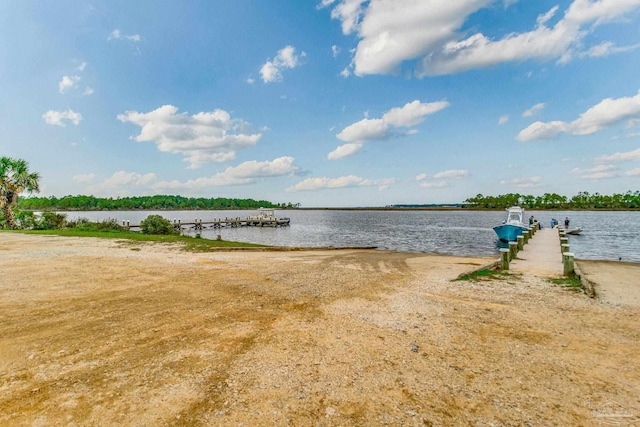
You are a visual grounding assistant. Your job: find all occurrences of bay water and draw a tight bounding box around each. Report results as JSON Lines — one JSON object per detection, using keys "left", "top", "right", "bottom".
{"left": 63, "top": 209, "right": 640, "bottom": 262}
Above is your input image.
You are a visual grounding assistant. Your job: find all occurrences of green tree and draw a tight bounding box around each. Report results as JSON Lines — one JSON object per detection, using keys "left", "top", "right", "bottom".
{"left": 0, "top": 157, "right": 40, "bottom": 229}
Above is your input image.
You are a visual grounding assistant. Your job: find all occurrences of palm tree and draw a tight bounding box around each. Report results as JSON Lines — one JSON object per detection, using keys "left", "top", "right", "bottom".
{"left": 0, "top": 157, "right": 40, "bottom": 229}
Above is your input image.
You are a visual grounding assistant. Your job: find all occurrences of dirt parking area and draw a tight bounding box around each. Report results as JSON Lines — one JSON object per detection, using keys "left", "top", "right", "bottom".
{"left": 1, "top": 233, "right": 639, "bottom": 425}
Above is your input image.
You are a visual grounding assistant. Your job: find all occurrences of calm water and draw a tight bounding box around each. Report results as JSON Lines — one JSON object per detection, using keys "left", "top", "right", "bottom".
{"left": 63, "top": 209, "right": 640, "bottom": 262}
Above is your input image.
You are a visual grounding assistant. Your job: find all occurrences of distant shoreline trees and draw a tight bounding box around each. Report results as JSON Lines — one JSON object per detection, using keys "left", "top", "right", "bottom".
{"left": 463, "top": 191, "right": 640, "bottom": 210}
{"left": 17, "top": 194, "right": 300, "bottom": 211}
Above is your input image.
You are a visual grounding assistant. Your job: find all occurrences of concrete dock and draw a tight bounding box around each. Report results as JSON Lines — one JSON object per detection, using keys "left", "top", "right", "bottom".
{"left": 509, "top": 228, "right": 564, "bottom": 276}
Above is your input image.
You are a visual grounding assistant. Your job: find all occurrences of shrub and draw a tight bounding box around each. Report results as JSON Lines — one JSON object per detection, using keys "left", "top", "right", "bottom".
{"left": 140, "top": 214, "right": 177, "bottom": 235}
{"left": 35, "top": 211, "right": 67, "bottom": 230}
{"left": 69, "top": 218, "right": 125, "bottom": 232}
{"left": 15, "top": 211, "right": 38, "bottom": 229}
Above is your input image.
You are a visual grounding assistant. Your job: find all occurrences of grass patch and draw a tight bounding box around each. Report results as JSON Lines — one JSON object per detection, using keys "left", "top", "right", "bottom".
{"left": 549, "top": 277, "right": 583, "bottom": 292}
{"left": 455, "top": 269, "right": 513, "bottom": 281}
{"left": 4, "top": 229, "right": 267, "bottom": 251}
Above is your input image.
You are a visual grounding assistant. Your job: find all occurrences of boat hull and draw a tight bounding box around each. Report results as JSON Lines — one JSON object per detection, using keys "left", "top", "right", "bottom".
{"left": 493, "top": 224, "right": 529, "bottom": 243}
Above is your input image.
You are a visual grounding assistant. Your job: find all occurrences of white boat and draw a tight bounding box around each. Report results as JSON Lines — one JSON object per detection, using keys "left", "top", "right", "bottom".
{"left": 565, "top": 227, "right": 582, "bottom": 235}
{"left": 247, "top": 208, "right": 290, "bottom": 227}
{"left": 493, "top": 206, "right": 529, "bottom": 243}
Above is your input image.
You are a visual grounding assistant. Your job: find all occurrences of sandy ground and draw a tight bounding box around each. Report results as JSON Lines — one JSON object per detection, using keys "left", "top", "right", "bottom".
{"left": 1, "top": 233, "right": 639, "bottom": 426}
{"left": 577, "top": 260, "right": 640, "bottom": 308}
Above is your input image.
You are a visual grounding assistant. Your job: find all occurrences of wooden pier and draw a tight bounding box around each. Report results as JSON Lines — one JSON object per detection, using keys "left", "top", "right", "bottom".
{"left": 499, "top": 226, "right": 577, "bottom": 278}
{"left": 121, "top": 209, "right": 291, "bottom": 232}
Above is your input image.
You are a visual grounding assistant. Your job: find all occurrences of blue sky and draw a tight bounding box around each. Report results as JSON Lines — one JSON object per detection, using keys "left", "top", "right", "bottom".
{"left": 1, "top": 0, "right": 640, "bottom": 207}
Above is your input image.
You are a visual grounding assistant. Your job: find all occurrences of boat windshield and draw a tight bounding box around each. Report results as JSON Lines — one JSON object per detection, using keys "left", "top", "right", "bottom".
{"left": 507, "top": 211, "right": 522, "bottom": 224}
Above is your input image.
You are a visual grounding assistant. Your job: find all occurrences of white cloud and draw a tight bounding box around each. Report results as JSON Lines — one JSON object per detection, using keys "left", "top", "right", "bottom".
{"left": 72, "top": 173, "right": 96, "bottom": 183}
{"left": 582, "top": 41, "right": 640, "bottom": 58}
{"left": 260, "top": 45, "right": 306, "bottom": 83}
{"left": 522, "top": 102, "right": 546, "bottom": 117}
{"left": 89, "top": 171, "right": 157, "bottom": 197}
{"left": 382, "top": 100, "right": 450, "bottom": 127}
{"left": 330, "top": 99, "right": 448, "bottom": 158}
{"left": 76, "top": 62, "right": 87, "bottom": 71}
{"left": 286, "top": 174, "right": 393, "bottom": 192}
{"left": 154, "top": 157, "right": 299, "bottom": 191}
{"left": 433, "top": 169, "right": 469, "bottom": 179}
{"left": 83, "top": 87, "right": 95, "bottom": 96}
{"left": 498, "top": 115, "right": 509, "bottom": 125}
{"left": 42, "top": 109, "right": 82, "bottom": 127}
{"left": 597, "top": 147, "right": 640, "bottom": 162}
{"left": 327, "top": 143, "right": 363, "bottom": 160}
{"left": 570, "top": 164, "right": 618, "bottom": 179}
{"left": 419, "top": 181, "right": 449, "bottom": 188}
{"left": 58, "top": 75, "right": 80, "bottom": 93}
{"left": 117, "top": 105, "right": 262, "bottom": 169}
{"left": 518, "top": 90, "right": 640, "bottom": 141}
{"left": 626, "top": 168, "right": 640, "bottom": 176}
{"left": 326, "top": 0, "right": 640, "bottom": 77}
{"left": 332, "top": 45, "right": 341, "bottom": 58}
{"left": 108, "top": 29, "right": 141, "bottom": 42}
{"left": 499, "top": 176, "right": 542, "bottom": 188}
{"left": 415, "top": 169, "right": 469, "bottom": 188}
{"left": 337, "top": 118, "right": 389, "bottom": 143}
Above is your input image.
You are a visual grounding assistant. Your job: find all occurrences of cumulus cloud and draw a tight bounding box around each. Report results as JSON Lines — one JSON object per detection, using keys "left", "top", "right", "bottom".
{"left": 286, "top": 174, "right": 394, "bottom": 192}
{"left": 499, "top": 176, "right": 542, "bottom": 188}
{"left": 327, "top": 143, "right": 364, "bottom": 160}
{"left": 329, "top": 99, "right": 449, "bottom": 159}
{"left": 108, "top": 29, "right": 141, "bottom": 42}
{"left": 260, "top": 45, "right": 306, "bottom": 83}
{"left": 498, "top": 115, "right": 509, "bottom": 125}
{"left": 117, "top": 105, "right": 262, "bottom": 169}
{"left": 154, "top": 157, "right": 300, "bottom": 191}
{"left": 433, "top": 169, "right": 469, "bottom": 179}
{"left": 42, "top": 109, "right": 82, "bottom": 127}
{"left": 518, "top": 90, "right": 640, "bottom": 141}
{"left": 522, "top": 103, "right": 546, "bottom": 117}
{"left": 58, "top": 75, "right": 80, "bottom": 93}
{"left": 88, "top": 171, "right": 157, "bottom": 197}
{"left": 415, "top": 169, "right": 469, "bottom": 188}
{"left": 596, "top": 147, "right": 640, "bottom": 162}
{"left": 324, "top": 0, "right": 640, "bottom": 77}
{"left": 570, "top": 164, "right": 618, "bottom": 180}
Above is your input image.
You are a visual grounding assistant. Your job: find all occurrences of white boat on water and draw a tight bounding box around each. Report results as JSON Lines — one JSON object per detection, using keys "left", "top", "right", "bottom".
{"left": 493, "top": 206, "right": 529, "bottom": 243}
{"left": 247, "top": 208, "right": 290, "bottom": 227}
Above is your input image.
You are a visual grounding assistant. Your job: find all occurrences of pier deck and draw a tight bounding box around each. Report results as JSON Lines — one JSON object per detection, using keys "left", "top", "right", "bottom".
{"left": 509, "top": 228, "right": 563, "bottom": 276}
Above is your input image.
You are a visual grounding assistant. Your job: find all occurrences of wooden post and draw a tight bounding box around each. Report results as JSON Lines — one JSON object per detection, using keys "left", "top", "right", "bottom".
{"left": 561, "top": 243, "right": 570, "bottom": 253}
{"left": 560, "top": 237, "right": 569, "bottom": 247}
{"left": 509, "top": 241, "right": 518, "bottom": 261}
{"left": 563, "top": 252, "right": 575, "bottom": 276}
{"left": 517, "top": 235, "right": 524, "bottom": 251}
{"left": 500, "top": 248, "right": 510, "bottom": 270}
{"left": 522, "top": 231, "right": 529, "bottom": 244}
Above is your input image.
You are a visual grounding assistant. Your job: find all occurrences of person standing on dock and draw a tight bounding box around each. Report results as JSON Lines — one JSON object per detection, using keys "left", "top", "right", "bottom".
{"left": 564, "top": 216, "right": 570, "bottom": 229}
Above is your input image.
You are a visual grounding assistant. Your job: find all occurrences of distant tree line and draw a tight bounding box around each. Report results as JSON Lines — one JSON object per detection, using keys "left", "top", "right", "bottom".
{"left": 464, "top": 191, "right": 640, "bottom": 209}
{"left": 17, "top": 195, "right": 301, "bottom": 211}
